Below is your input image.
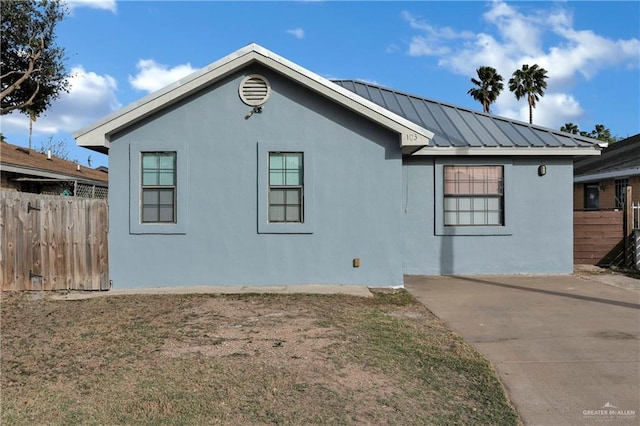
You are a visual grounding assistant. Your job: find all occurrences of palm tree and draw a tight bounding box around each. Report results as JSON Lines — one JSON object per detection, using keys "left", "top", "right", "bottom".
{"left": 508, "top": 64, "right": 548, "bottom": 124}
{"left": 467, "top": 66, "right": 504, "bottom": 114}
{"left": 560, "top": 122, "right": 579, "bottom": 134}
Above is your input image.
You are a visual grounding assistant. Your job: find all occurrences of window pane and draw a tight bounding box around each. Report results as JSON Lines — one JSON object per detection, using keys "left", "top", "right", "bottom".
{"left": 487, "top": 212, "right": 501, "bottom": 225}
{"left": 142, "top": 189, "right": 158, "bottom": 204}
{"left": 473, "top": 211, "right": 486, "bottom": 225}
{"left": 270, "top": 171, "right": 284, "bottom": 186}
{"left": 159, "top": 189, "right": 174, "bottom": 204}
{"left": 487, "top": 197, "right": 500, "bottom": 210}
{"left": 142, "top": 206, "right": 158, "bottom": 222}
{"left": 158, "top": 170, "right": 175, "bottom": 185}
{"left": 286, "top": 206, "right": 300, "bottom": 222}
{"left": 269, "top": 205, "right": 285, "bottom": 222}
{"left": 444, "top": 197, "right": 457, "bottom": 210}
{"left": 270, "top": 188, "right": 284, "bottom": 204}
{"left": 473, "top": 197, "right": 486, "bottom": 210}
{"left": 285, "top": 170, "right": 301, "bottom": 185}
{"left": 472, "top": 182, "right": 485, "bottom": 194}
{"left": 288, "top": 153, "right": 302, "bottom": 166}
{"left": 159, "top": 206, "right": 174, "bottom": 222}
{"left": 458, "top": 197, "right": 471, "bottom": 210}
{"left": 142, "top": 172, "right": 158, "bottom": 186}
{"left": 158, "top": 153, "right": 176, "bottom": 169}
{"left": 444, "top": 212, "right": 458, "bottom": 226}
{"left": 285, "top": 188, "right": 300, "bottom": 204}
{"left": 444, "top": 181, "right": 457, "bottom": 195}
{"left": 142, "top": 154, "right": 158, "bottom": 169}
{"left": 269, "top": 153, "right": 283, "bottom": 169}
{"left": 487, "top": 180, "right": 501, "bottom": 195}
{"left": 458, "top": 211, "right": 472, "bottom": 225}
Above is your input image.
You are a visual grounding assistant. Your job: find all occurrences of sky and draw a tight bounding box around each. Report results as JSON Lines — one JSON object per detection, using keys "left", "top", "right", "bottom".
{"left": 1, "top": 0, "right": 639, "bottom": 169}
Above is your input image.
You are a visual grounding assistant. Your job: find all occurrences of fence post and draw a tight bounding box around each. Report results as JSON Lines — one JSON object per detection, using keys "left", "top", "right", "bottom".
{"left": 625, "top": 186, "right": 633, "bottom": 267}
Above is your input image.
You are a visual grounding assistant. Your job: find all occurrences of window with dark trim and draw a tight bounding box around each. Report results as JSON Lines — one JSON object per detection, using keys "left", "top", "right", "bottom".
{"left": 584, "top": 183, "right": 599, "bottom": 210}
{"left": 268, "top": 152, "right": 303, "bottom": 223}
{"left": 141, "top": 152, "right": 176, "bottom": 223}
{"left": 443, "top": 165, "right": 503, "bottom": 226}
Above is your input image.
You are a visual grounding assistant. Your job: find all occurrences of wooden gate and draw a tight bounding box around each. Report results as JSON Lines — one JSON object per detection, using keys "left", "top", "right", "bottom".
{"left": 1, "top": 191, "right": 109, "bottom": 291}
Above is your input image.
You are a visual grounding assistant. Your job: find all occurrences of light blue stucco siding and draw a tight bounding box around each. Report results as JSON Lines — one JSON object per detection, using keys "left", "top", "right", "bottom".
{"left": 108, "top": 66, "right": 404, "bottom": 288}
{"left": 402, "top": 156, "right": 574, "bottom": 275}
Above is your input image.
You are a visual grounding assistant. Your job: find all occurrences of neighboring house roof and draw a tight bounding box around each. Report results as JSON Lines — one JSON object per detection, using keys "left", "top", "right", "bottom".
{"left": 0, "top": 141, "right": 108, "bottom": 186}
{"left": 73, "top": 43, "right": 434, "bottom": 154}
{"left": 574, "top": 133, "right": 640, "bottom": 183}
{"left": 333, "top": 80, "right": 602, "bottom": 156}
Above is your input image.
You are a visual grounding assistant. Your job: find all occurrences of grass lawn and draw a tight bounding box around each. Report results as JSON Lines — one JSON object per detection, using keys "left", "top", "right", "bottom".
{"left": 1, "top": 289, "right": 520, "bottom": 425}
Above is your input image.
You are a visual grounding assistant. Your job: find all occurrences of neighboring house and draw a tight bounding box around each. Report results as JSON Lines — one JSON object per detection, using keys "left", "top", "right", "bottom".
{"left": 0, "top": 141, "right": 108, "bottom": 198}
{"left": 74, "top": 44, "right": 601, "bottom": 289}
{"left": 573, "top": 133, "right": 640, "bottom": 210}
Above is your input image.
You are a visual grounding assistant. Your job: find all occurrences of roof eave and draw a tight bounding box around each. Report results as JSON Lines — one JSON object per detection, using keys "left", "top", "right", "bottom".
{"left": 0, "top": 162, "right": 108, "bottom": 185}
{"left": 74, "top": 44, "right": 433, "bottom": 151}
{"left": 574, "top": 167, "right": 640, "bottom": 183}
{"left": 409, "top": 146, "right": 603, "bottom": 156}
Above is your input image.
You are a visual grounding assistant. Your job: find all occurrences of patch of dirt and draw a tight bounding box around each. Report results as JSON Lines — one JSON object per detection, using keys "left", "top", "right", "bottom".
{"left": 0, "top": 291, "right": 520, "bottom": 425}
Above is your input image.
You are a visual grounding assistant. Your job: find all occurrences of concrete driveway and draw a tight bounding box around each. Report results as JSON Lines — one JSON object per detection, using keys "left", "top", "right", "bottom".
{"left": 405, "top": 274, "right": 640, "bottom": 426}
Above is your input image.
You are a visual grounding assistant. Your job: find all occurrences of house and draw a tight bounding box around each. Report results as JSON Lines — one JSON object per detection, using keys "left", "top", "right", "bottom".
{"left": 74, "top": 44, "right": 601, "bottom": 288}
{"left": 0, "top": 141, "right": 108, "bottom": 198}
{"left": 573, "top": 133, "right": 640, "bottom": 211}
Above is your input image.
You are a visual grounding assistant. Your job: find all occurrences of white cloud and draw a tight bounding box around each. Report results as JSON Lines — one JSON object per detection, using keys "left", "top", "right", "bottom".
{"left": 402, "top": 1, "right": 640, "bottom": 127}
{"left": 0, "top": 66, "right": 120, "bottom": 135}
{"left": 65, "top": 0, "right": 117, "bottom": 14}
{"left": 494, "top": 92, "right": 584, "bottom": 129}
{"left": 402, "top": 11, "right": 474, "bottom": 58}
{"left": 286, "top": 28, "right": 305, "bottom": 40}
{"left": 128, "top": 59, "right": 196, "bottom": 93}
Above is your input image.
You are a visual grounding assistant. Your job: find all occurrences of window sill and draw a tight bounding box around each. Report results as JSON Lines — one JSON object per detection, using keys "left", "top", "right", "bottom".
{"left": 436, "top": 225, "right": 513, "bottom": 236}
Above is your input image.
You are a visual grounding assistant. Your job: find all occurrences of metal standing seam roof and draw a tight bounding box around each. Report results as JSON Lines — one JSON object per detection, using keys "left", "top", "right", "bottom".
{"left": 332, "top": 80, "right": 603, "bottom": 153}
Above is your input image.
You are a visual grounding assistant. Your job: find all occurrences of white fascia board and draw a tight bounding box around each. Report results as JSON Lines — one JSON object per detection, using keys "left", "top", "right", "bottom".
{"left": 74, "top": 43, "right": 433, "bottom": 150}
{"left": 574, "top": 167, "right": 640, "bottom": 183}
{"left": 410, "top": 146, "right": 603, "bottom": 156}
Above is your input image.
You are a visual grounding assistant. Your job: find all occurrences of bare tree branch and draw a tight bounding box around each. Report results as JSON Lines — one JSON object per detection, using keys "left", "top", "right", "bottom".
{"left": 0, "top": 38, "right": 44, "bottom": 107}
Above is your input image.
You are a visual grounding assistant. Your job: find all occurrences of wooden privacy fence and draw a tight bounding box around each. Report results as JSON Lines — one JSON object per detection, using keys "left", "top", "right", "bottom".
{"left": 1, "top": 191, "right": 109, "bottom": 291}
{"left": 574, "top": 210, "right": 624, "bottom": 266}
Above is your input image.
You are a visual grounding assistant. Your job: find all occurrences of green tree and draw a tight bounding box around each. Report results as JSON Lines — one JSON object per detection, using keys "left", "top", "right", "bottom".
{"left": 561, "top": 123, "right": 620, "bottom": 144}
{"left": 0, "top": 0, "right": 70, "bottom": 120}
{"left": 508, "top": 64, "right": 548, "bottom": 124}
{"left": 560, "top": 122, "right": 580, "bottom": 134}
{"left": 468, "top": 66, "right": 504, "bottom": 114}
